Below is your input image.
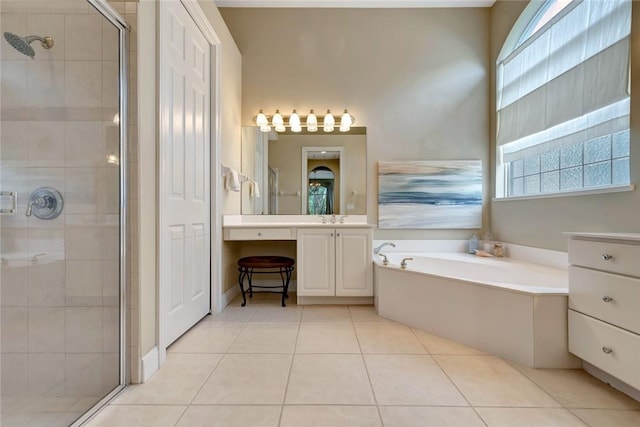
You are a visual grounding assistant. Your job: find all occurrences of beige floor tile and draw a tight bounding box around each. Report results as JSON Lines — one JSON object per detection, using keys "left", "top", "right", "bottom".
{"left": 280, "top": 405, "right": 381, "bottom": 427}
{"left": 379, "top": 406, "right": 485, "bottom": 427}
{"left": 412, "top": 328, "right": 486, "bottom": 355}
{"left": 84, "top": 405, "right": 185, "bottom": 427}
{"left": 113, "top": 354, "right": 221, "bottom": 405}
{"left": 509, "top": 364, "right": 640, "bottom": 410}
{"left": 227, "top": 323, "right": 298, "bottom": 353}
{"left": 192, "top": 354, "right": 292, "bottom": 404}
{"left": 476, "top": 408, "right": 588, "bottom": 426}
{"left": 571, "top": 409, "right": 640, "bottom": 427}
{"left": 249, "top": 305, "right": 303, "bottom": 323}
{"left": 168, "top": 322, "right": 244, "bottom": 353}
{"left": 296, "top": 323, "right": 360, "bottom": 353}
{"left": 365, "top": 354, "right": 468, "bottom": 406}
{"left": 301, "top": 305, "right": 352, "bottom": 323}
{"left": 355, "top": 324, "right": 427, "bottom": 354}
{"left": 206, "top": 305, "right": 257, "bottom": 322}
{"left": 285, "top": 354, "right": 375, "bottom": 405}
{"left": 435, "top": 355, "right": 560, "bottom": 407}
{"left": 349, "top": 305, "right": 396, "bottom": 324}
{"left": 175, "top": 405, "right": 281, "bottom": 427}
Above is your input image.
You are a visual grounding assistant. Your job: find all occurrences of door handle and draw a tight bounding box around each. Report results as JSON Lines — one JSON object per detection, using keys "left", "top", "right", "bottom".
{"left": 0, "top": 191, "right": 17, "bottom": 214}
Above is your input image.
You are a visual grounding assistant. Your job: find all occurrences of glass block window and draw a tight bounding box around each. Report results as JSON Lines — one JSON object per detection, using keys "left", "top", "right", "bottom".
{"left": 505, "top": 128, "right": 630, "bottom": 196}
{"left": 497, "top": 0, "right": 631, "bottom": 198}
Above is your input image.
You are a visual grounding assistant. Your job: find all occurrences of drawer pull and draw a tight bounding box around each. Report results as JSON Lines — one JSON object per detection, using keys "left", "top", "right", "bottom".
{"left": 601, "top": 253, "right": 613, "bottom": 261}
{"left": 602, "top": 296, "right": 614, "bottom": 303}
{"left": 602, "top": 346, "right": 613, "bottom": 354}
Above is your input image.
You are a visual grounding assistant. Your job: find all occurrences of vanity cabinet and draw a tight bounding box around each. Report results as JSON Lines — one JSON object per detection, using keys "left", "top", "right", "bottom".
{"left": 297, "top": 228, "right": 372, "bottom": 297}
{"left": 567, "top": 233, "right": 640, "bottom": 390}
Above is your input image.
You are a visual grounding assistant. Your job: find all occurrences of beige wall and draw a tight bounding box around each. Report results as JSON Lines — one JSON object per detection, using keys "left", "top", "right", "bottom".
{"left": 220, "top": 8, "right": 491, "bottom": 240}
{"left": 490, "top": 1, "right": 640, "bottom": 251}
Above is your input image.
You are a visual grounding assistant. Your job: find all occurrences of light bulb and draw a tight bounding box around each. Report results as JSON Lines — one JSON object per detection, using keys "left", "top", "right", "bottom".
{"left": 306, "top": 110, "right": 318, "bottom": 132}
{"left": 290, "top": 109, "right": 302, "bottom": 132}
{"left": 340, "top": 109, "right": 352, "bottom": 132}
{"left": 260, "top": 125, "right": 272, "bottom": 133}
{"left": 323, "top": 109, "right": 335, "bottom": 132}
{"left": 272, "top": 110, "right": 284, "bottom": 128}
{"left": 255, "top": 109, "right": 268, "bottom": 127}
{"left": 275, "top": 123, "right": 286, "bottom": 132}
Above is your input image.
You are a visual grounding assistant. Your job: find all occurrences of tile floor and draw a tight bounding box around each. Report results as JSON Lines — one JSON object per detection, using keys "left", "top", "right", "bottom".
{"left": 87, "top": 294, "right": 640, "bottom": 426}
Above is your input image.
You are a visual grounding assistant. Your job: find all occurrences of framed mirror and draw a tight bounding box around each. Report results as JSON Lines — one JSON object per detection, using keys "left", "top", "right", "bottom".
{"left": 241, "top": 127, "right": 366, "bottom": 215}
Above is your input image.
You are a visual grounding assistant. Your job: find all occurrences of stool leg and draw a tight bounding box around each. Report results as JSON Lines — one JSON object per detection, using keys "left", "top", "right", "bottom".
{"left": 248, "top": 268, "right": 254, "bottom": 298}
{"left": 279, "top": 268, "right": 287, "bottom": 307}
{"left": 238, "top": 268, "right": 247, "bottom": 307}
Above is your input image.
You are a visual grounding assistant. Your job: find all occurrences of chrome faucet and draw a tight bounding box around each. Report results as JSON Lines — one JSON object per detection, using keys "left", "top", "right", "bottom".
{"left": 330, "top": 213, "right": 336, "bottom": 223}
{"left": 400, "top": 257, "right": 413, "bottom": 269}
{"left": 379, "top": 253, "right": 389, "bottom": 266}
{"left": 374, "top": 242, "right": 396, "bottom": 255}
{"left": 320, "top": 215, "right": 327, "bottom": 224}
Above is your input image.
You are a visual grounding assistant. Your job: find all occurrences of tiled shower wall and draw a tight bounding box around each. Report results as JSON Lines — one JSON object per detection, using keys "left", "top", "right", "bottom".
{"left": 0, "top": 0, "right": 140, "bottom": 408}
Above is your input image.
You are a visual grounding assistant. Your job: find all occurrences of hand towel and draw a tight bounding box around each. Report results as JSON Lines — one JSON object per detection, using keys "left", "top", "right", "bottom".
{"left": 249, "top": 180, "right": 261, "bottom": 198}
{"left": 224, "top": 169, "right": 241, "bottom": 192}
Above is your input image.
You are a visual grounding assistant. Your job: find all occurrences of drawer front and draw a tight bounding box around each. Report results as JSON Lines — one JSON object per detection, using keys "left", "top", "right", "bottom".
{"left": 569, "top": 266, "right": 640, "bottom": 334}
{"left": 226, "top": 228, "right": 293, "bottom": 241}
{"left": 569, "top": 310, "right": 640, "bottom": 390}
{"left": 569, "top": 239, "right": 640, "bottom": 277}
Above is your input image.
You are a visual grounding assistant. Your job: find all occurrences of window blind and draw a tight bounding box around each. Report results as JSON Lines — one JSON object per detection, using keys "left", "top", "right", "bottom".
{"left": 497, "top": 0, "right": 631, "bottom": 148}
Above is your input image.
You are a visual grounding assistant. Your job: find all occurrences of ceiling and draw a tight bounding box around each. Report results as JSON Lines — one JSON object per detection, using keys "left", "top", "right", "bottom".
{"left": 216, "top": 0, "right": 495, "bottom": 8}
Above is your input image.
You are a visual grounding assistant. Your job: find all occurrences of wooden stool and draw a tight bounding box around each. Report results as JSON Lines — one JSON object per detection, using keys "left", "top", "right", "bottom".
{"left": 237, "top": 256, "right": 295, "bottom": 307}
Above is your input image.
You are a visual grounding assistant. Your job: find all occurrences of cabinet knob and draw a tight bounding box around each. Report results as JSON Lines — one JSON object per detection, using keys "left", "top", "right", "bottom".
{"left": 330, "top": 233, "right": 334, "bottom": 237}
{"left": 337, "top": 233, "right": 340, "bottom": 237}
{"left": 602, "top": 296, "right": 614, "bottom": 303}
{"left": 602, "top": 346, "right": 613, "bottom": 354}
{"left": 257, "top": 232, "right": 262, "bottom": 236}
{"left": 601, "top": 253, "right": 613, "bottom": 261}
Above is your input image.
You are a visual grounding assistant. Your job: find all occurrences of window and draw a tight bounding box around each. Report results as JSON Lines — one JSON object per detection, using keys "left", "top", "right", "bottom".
{"left": 496, "top": 0, "right": 631, "bottom": 198}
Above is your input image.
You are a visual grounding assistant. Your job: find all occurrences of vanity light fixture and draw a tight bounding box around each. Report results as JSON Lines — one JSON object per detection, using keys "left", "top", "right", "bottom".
{"left": 306, "top": 110, "right": 318, "bottom": 132}
{"left": 252, "top": 109, "right": 355, "bottom": 133}
{"left": 289, "top": 110, "right": 302, "bottom": 132}
{"left": 340, "top": 109, "right": 353, "bottom": 132}
{"left": 272, "top": 110, "right": 285, "bottom": 132}
{"left": 323, "top": 110, "right": 335, "bottom": 132}
{"left": 256, "top": 109, "right": 271, "bottom": 132}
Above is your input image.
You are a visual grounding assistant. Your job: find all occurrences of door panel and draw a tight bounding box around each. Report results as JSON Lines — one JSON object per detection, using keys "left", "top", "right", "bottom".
{"left": 297, "top": 229, "right": 335, "bottom": 296}
{"left": 336, "top": 229, "right": 372, "bottom": 297}
{"left": 161, "top": 0, "right": 211, "bottom": 347}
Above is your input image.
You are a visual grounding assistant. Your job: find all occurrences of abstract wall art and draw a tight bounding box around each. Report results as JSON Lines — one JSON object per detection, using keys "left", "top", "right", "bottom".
{"left": 378, "top": 160, "right": 482, "bottom": 229}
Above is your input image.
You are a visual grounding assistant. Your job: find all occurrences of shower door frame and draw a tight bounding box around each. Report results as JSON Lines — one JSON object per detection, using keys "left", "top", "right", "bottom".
{"left": 71, "top": 1, "right": 129, "bottom": 425}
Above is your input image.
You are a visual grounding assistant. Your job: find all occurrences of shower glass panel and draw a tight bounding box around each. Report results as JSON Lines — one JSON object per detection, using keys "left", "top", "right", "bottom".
{"left": 0, "top": 1, "right": 127, "bottom": 426}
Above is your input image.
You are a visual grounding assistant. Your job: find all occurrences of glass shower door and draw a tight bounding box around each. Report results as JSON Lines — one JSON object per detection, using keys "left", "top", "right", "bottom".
{"left": 0, "top": 1, "right": 127, "bottom": 425}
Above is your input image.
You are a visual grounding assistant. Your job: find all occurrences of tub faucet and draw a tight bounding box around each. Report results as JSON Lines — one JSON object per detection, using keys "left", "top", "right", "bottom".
{"left": 379, "top": 253, "right": 389, "bottom": 266}
{"left": 400, "top": 257, "right": 413, "bottom": 269}
{"left": 374, "top": 242, "right": 396, "bottom": 255}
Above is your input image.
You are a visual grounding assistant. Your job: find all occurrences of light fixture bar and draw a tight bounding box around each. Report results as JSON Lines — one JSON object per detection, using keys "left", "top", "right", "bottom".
{"left": 253, "top": 109, "right": 355, "bottom": 133}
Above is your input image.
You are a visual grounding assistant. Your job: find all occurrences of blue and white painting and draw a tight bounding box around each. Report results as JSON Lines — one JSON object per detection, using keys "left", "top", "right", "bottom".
{"left": 378, "top": 160, "right": 482, "bottom": 229}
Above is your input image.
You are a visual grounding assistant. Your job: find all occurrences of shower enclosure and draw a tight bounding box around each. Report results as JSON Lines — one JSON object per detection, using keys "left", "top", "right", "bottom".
{"left": 1, "top": 1, "right": 128, "bottom": 426}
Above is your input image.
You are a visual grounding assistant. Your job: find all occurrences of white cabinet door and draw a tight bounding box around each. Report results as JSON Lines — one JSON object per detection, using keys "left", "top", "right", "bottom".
{"left": 297, "top": 228, "right": 335, "bottom": 296}
{"left": 336, "top": 228, "right": 372, "bottom": 297}
{"left": 159, "top": 0, "right": 211, "bottom": 348}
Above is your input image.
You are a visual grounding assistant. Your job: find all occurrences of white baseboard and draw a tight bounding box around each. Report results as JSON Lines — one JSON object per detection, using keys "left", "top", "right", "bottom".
{"left": 220, "top": 285, "right": 240, "bottom": 312}
{"left": 141, "top": 346, "right": 159, "bottom": 383}
{"left": 583, "top": 361, "right": 640, "bottom": 402}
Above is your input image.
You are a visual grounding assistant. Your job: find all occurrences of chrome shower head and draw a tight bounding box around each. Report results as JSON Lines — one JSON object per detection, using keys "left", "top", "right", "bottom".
{"left": 3, "top": 32, "right": 54, "bottom": 59}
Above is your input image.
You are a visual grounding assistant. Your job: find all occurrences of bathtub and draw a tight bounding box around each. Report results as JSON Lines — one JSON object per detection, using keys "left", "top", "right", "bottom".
{"left": 374, "top": 252, "right": 580, "bottom": 368}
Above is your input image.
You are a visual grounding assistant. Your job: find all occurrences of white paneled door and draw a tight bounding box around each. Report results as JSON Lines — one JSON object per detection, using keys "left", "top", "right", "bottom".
{"left": 160, "top": 0, "right": 211, "bottom": 349}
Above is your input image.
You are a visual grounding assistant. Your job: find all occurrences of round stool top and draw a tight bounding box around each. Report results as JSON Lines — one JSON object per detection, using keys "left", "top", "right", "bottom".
{"left": 238, "top": 256, "right": 295, "bottom": 269}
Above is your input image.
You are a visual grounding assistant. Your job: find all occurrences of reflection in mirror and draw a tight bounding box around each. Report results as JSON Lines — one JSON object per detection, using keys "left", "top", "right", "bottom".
{"left": 308, "top": 166, "right": 335, "bottom": 215}
{"left": 241, "top": 127, "right": 366, "bottom": 215}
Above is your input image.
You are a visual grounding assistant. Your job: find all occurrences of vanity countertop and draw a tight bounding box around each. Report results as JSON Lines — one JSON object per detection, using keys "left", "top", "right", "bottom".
{"left": 223, "top": 215, "right": 374, "bottom": 229}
